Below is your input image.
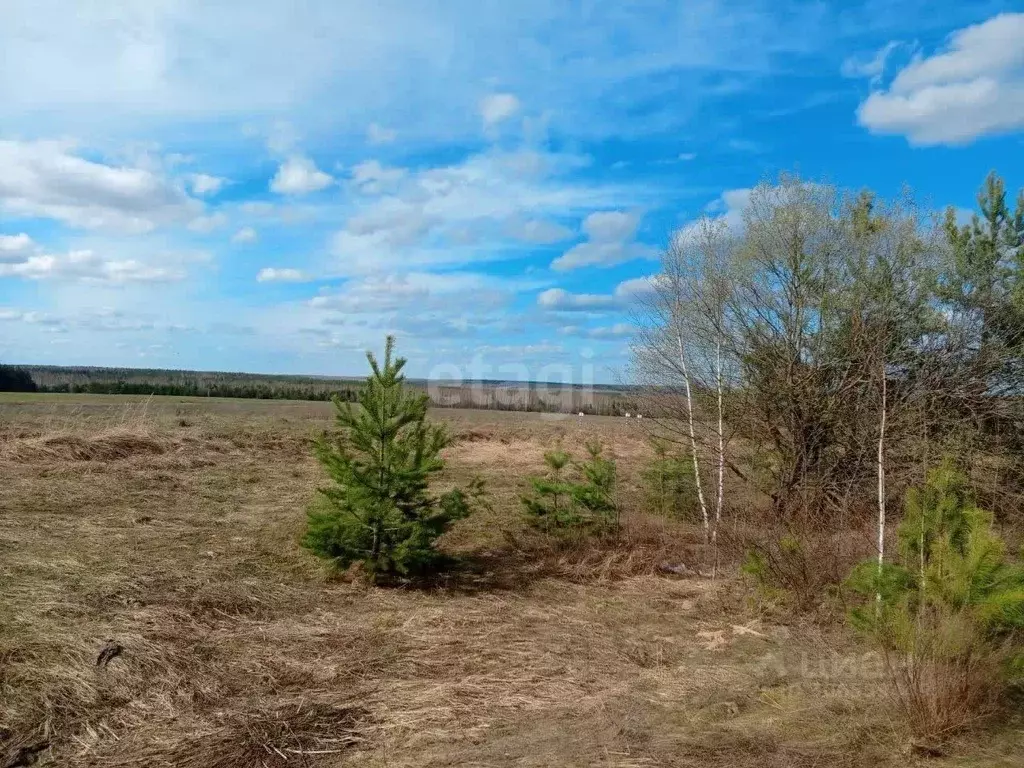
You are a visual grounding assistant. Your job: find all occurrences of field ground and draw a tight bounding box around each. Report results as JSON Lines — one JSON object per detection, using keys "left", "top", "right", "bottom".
{"left": 1, "top": 393, "right": 1022, "bottom": 766}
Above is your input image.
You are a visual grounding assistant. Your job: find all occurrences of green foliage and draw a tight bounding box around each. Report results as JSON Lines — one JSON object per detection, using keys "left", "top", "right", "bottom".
{"left": 302, "top": 336, "right": 484, "bottom": 581}
{"left": 640, "top": 439, "right": 698, "bottom": 520}
{"left": 941, "top": 172, "right": 1024, "bottom": 351}
{"left": 521, "top": 442, "right": 618, "bottom": 534}
{"left": 846, "top": 464, "right": 1024, "bottom": 656}
{"left": 0, "top": 365, "right": 37, "bottom": 393}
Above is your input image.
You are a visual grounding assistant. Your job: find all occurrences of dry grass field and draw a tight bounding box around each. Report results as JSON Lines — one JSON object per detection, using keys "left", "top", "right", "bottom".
{"left": 1, "top": 393, "right": 1022, "bottom": 767}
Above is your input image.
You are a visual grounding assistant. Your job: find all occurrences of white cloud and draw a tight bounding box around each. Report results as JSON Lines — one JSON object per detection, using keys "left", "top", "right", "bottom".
{"left": 590, "top": 323, "right": 634, "bottom": 339}
{"left": 329, "top": 147, "right": 637, "bottom": 276}
{"left": 476, "top": 342, "right": 564, "bottom": 357}
{"left": 857, "top": 13, "right": 1024, "bottom": 144}
{"left": 0, "top": 233, "right": 36, "bottom": 263}
{"left": 350, "top": 160, "right": 407, "bottom": 195}
{"left": 537, "top": 288, "right": 616, "bottom": 312}
{"left": 0, "top": 249, "right": 186, "bottom": 283}
{"left": 682, "top": 186, "right": 752, "bottom": 240}
{"left": 551, "top": 210, "right": 655, "bottom": 271}
{"left": 238, "top": 201, "right": 277, "bottom": 217}
{"left": 270, "top": 156, "right": 334, "bottom": 194}
{"left": 503, "top": 218, "right": 573, "bottom": 244}
{"left": 309, "top": 272, "right": 513, "bottom": 315}
{"left": 480, "top": 93, "right": 521, "bottom": 127}
{"left": 188, "top": 173, "right": 228, "bottom": 196}
{"left": 841, "top": 41, "right": 902, "bottom": 84}
{"left": 367, "top": 123, "right": 397, "bottom": 145}
{"left": 0, "top": 139, "right": 198, "bottom": 232}
{"left": 537, "top": 274, "right": 658, "bottom": 315}
{"left": 232, "top": 226, "right": 258, "bottom": 245}
{"left": 0, "top": 1, "right": 830, "bottom": 147}
{"left": 613, "top": 275, "right": 659, "bottom": 303}
{"left": 256, "top": 267, "right": 308, "bottom": 282}
{"left": 187, "top": 212, "right": 228, "bottom": 233}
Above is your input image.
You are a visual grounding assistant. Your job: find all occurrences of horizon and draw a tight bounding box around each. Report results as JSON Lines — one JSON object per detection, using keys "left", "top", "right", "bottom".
{"left": 15, "top": 361, "right": 636, "bottom": 389}
{"left": 1, "top": 3, "right": 1023, "bottom": 382}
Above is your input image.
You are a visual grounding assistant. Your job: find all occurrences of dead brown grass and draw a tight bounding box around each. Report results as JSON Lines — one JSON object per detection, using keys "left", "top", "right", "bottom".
{"left": 1, "top": 394, "right": 1020, "bottom": 766}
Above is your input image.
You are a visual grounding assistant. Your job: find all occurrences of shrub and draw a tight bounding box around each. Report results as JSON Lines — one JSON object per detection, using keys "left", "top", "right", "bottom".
{"left": 302, "top": 336, "right": 485, "bottom": 581}
{"left": 521, "top": 442, "right": 618, "bottom": 534}
{"left": 845, "top": 465, "right": 1024, "bottom": 739}
{"left": 737, "top": 522, "right": 866, "bottom": 612}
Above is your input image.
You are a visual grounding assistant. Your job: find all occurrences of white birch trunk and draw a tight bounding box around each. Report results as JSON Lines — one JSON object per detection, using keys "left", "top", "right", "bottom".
{"left": 876, "top": 360, "right": 887, "bottom": 605}
{"left": 675, "top": 316, "right": 709, "bottom": 542}
{"left": 713, "top": 338, "right": 724, "bottom": 575}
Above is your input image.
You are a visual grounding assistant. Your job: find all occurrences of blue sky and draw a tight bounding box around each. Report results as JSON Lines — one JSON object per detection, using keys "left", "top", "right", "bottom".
{"left": 1, "top": 1, "right": 1023, "bottom": 383}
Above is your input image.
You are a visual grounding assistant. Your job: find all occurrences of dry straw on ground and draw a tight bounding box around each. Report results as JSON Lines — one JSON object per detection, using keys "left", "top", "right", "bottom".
{"left": 2, "top": 395, "right": 1021, "bottom": 766}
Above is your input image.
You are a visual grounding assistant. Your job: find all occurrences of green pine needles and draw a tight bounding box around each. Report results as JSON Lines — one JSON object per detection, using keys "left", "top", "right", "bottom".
{"left": 845, "top": 465, "right": 1024, "bottom": 736}
{"left": 847, "top": 465, "right": 1024, "bottom": 644}
{"left": 303, "top": 336, "right": 484, "bottom": 581}
{"left": 641, "top": 438, "right": 698, "bottom": 521}
{"left": 521, "top": 441, "right": 619, "bottom": 534}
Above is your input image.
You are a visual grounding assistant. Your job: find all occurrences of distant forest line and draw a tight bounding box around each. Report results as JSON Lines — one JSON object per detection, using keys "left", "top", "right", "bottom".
{"left": 1, "top": 364, "right": 639, "bottom": 415}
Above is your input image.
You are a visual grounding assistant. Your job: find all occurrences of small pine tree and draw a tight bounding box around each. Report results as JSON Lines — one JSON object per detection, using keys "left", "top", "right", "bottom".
{"left": 521, "top": 447, "right": 575, "bottom": 532}
{"left": 572, "top": 441, "right": 618, "bottom": 529}
{"left": 847, "top": 464, "right": 1024, "bottom": 641}
{"left": 521, "top": 442, "right": 618, "bottom": 534}
{"left": 845, "top": 465, "right": 1024, "bottom": 737}
{"left": 641, "top": 438, "right": 698, "bottom": 520}
{"left": 303, "top": 336, "right": 482, "bottom": 581}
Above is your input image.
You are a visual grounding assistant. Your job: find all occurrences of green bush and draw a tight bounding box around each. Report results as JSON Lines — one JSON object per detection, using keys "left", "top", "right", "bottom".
{"left": 845, "top": 465, "right": 1024, "bottom": 738}
{"left": 302, "top": 336, "right": 484, "bottom": 581}
{"left": 521, "top": 441, "right": 618, "bottom": 534}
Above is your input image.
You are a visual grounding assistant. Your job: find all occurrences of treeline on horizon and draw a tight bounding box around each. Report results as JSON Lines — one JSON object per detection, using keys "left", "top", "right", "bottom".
{"left": 1, "top": 364, "right": 639, "bottom": 415}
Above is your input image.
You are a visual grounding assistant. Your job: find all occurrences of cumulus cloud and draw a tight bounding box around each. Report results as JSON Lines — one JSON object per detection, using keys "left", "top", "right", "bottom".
{"left": 559, "top": 323, "right": 635, "bottom": 339}
{"left": 537, "top": 288, "right": 617, "bottom": 311}
{"left": 0, "top": 233, "right": 36, "bottom": 263}
{"left": 187, "top": 212, "right": 228, "bottom": 233}
{"left": 350, "top": 160, "right": 407, "bottom": 195}
{"left": 256, "top": 267, "right": 308, "bottom": 282}
{"left": 480, "top": 93, "right": 521, "bottom": 127}
{"left": 328, "top": 148, "right": 633, "bottom": 276}
{"left": 857, "top": 13, "right": 1024, "bottom": 144}
{"left": 613, "top": 275, "right": 659, "bottom": 302}
{"left": 189, "top": 173, "right": 228, "bottom": 196}
{"left": 232, "top": 226, "right": 258, "bottom": 245}
{"left": 0, "top": 248, "right": 185, "bottom": 282}
{"left": 551, "top": 210, "right": 655, "bottom": 271}
{"left": 0, "top": 139, "right": 198, "bottom": 232}
{"left": 503, "top": 218, "right": 573, "bottom": 244}
{"left": 309, "top": 272, "right": 510, "bottom": 315}
{"left": 270, "top": 156, "right": 334, "bottom": 194}
{"left": 538, "top": 275, "right": 659, "bottom": 314}
{"left": 684, "top": 187, "right": 752, "bottom": 239}
{"left": 587, "top": 323, "right": 635, "bottom": 339}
